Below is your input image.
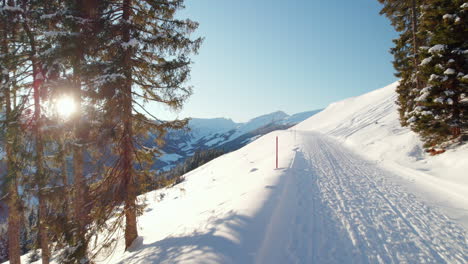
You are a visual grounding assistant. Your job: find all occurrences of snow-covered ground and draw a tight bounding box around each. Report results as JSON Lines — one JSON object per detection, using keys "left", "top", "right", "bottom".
{"left": 6, "top": 82, "right": 468, "bottom": 263}
{"left": 157, "top": 110, "right": 321, "bottom": 171}
{"left": 295, "top": 82, "right": 468, "bottom": 229}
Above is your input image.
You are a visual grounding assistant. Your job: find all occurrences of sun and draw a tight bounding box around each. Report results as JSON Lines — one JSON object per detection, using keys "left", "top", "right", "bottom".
{"left": 55, "top": 95, "right": 76, "bottom": 119}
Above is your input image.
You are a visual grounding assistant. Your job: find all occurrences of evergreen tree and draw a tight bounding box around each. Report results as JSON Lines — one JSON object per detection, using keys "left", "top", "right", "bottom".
{"left": 379, "top": 0, "right": 467, "bottom": 148}
{"left": 1, "top": 0, "right": 202, "bottom": 262}
{"left": 18, "top": 1, "right": 51, "bottom": 261}
{"left": 90, "top": 0, "right": 202, "bottom": 250}
{"left": 378, "top": 0, "right": 425, "bottom": 126}
{"left": 38, "top": 1, "right": 108, "bottom": 261}
{"left": 407, "top": 0, "right": 468, "bottom": 147}
{"left": 0, "top": 1, "right": 27, "bottom": 263}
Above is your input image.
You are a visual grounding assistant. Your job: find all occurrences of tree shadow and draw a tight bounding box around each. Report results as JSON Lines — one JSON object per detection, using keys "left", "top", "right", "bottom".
{"left": 118, "top": 213, "right": 253, "bottom": 263}
{"left": 115, "top": 169, "right": 292, "bottom": 264}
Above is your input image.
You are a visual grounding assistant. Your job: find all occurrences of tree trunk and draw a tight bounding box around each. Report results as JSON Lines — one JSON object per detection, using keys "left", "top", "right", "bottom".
{"left": 2, "top": 11, "right": 21, "bottom": 263}
{"left": 5, "top": 70, "right": 22, "bottom": 264}
{"left": 6, "top": 161, "right": 21, "bottom": 264}
{"left": 22, "top": 10, "right": 50, "bottom": 261}
{"left": 411, "top": 0, "right": 420, "bottom": 89}
{"left": 33, "top": 66, "right": 50, "bottom": 264}
{"left": 122, "top": 0, "right": 138, "bottom": 250}
{"left": 71, "top": 2, "right": 89, "bottom": 261}
{"left": 72, "top": 64, "right": 88, "bottom": 261}
{"left": 59, "top": 137, "right": 70, "bottom": 222}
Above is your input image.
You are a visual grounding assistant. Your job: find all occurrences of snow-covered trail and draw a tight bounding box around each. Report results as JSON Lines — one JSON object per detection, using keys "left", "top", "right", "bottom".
{"left": 8, "top": 130, "right": 467, "bottom": 264}
{"left": 257, "top": 131, "right": 467, "bottom": 264}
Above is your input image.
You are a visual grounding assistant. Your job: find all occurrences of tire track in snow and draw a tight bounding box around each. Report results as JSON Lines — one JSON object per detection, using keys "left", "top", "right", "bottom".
{"left": 300, "top": 132, "right": 467, "bottom": 263}
{"left": 255, "top": 145, "right": 365, "bottom": 264}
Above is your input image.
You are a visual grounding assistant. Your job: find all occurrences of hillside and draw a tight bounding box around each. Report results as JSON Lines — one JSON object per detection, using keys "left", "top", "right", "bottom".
{"left": 154, "top": 110, "right": 322, "bottom": 171}
{"left": 295, "top": 82, "right": 468, "bottom": 228}
{"left": 6, "top": 83, "right": 467, "bottom": 264}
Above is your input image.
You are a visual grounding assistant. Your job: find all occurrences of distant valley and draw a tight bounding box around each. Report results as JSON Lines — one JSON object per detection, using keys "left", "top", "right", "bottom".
{"left": 151, "top": 110, "right": 322, "bottom": 171}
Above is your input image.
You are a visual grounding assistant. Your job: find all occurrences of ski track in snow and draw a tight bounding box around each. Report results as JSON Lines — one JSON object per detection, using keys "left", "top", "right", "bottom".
{"left": 9, "top": 130, "right": 467, "bottom": 264}
{"left": 257, "top": 131, "right": 467, "bottom": 264}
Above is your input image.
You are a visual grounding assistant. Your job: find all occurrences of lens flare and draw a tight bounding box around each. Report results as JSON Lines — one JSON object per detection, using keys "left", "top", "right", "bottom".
{"left": 55, "top": 96, "right": 76, "bottom": 119}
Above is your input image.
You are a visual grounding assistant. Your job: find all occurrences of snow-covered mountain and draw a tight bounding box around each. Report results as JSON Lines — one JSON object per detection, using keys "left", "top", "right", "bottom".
{"left": 154, "top": 110, "right": 322, "bottom": 171}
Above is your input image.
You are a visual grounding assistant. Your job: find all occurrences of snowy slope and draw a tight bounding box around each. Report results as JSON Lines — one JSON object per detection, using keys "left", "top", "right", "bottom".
{"left": 281, "top": 109, "right": 322, "bottom": 124}
{"left": 7, "top": 83, "right": 468, "bottom": 264}
{"left": 295, "top": 82, "right": 468, "bottom": 228}
{"left": 14, "top": 131, "right": 467, "bottom": 264}
{"left": 189, "top": 118, "right": 238, "bottom": 137}
{"left": 156, "top": 110, "right": 321, "bottom": 170}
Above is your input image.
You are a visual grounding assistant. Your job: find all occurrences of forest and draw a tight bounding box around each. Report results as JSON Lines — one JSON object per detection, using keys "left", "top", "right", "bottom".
{"left": 1, "top": 0, "right": 201, "bottom": 263}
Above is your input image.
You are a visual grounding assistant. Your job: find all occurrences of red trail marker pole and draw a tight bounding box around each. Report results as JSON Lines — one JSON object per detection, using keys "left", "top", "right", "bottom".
{"left": 276, "top": 136, "right": 278, "bottom": 169}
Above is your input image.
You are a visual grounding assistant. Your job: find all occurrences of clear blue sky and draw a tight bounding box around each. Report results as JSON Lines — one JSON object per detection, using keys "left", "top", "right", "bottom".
{"left": 151, "top": 0, "right": 398, "bottom": 123}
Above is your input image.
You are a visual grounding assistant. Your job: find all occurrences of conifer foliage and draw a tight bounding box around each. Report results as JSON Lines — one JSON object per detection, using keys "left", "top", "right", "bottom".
{"left": 1, "top": 0, "right": 201, "bottom": 263}
{"left": 379, "top": 0, "right": 468, "bottom": 148}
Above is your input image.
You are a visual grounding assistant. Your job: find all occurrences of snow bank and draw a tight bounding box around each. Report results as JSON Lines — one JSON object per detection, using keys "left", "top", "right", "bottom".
{"left": 295, "top": 82, "right": 468, "bottom": 227}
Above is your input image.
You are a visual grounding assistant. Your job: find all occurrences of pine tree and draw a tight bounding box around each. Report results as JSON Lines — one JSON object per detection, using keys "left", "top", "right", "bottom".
{"left": 90, "top": 0, "right": 202, "bottom": 250}
{"left": 378, "top": 0, "right": 425, "bottom": 126}
{"left": 408, "top": 0, "right": 468, "bottom": 147}
{"left": 379, "top": 0, "right": 467, "bottom": 148}
{"left": 0, "top": 1, "right": 26, "bottom": 263}
{"left": 38, "top": 1, "right": 107, "bottom": 261}
{"left": 18, "top": 1, "right": 51, "bottom": 261}
{"left": 1, "top": 1, "right": 202, "bottom": 262}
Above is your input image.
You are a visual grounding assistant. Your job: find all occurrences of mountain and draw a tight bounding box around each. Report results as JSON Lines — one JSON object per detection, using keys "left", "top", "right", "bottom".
{"left": 154, "top": 110, "right": 322, "bottom": 171}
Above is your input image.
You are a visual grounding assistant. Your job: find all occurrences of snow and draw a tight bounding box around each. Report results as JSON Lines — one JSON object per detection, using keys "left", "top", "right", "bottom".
{"left": 121, "top": 38, "right": 139, "bottom": 49}
{"left": 434, "top": 97, "right": 445, "bottom": 104}
{"left": 43, "top": 31, "right": 77, "bottom": 37}
{"left": 204, "top": 136, "right": 225, "bottom": 147}
{"left": 443, "top": 14, "right": 455, "bottom": 20}
{"left": 241, "top": 134, "right": 262, "bottom": 144}
{"left": 280, "top": 110, "right": 322, "bottom": 124}
{"left": 177, "top": 111, "right": 319, "bottom": 154}
{"left": 40, "top": 12, "right": 58, "bottom": 20}
{"left": 444, "top": 90, "right": 455, "bottom": 96}
{"left": 0, "top": 5, "right": 23, "bottom": 12}
{"left": 421, "top": 110, "right": 433, "bottom": 116}
{"left": 429, "top": 74, "right": 439, "bottom": 82}
{"left": 428, "top": 44, "right": 446, "bottom": 54}
{"left": 189, "top": 118, "right": 237, "bottom": 137}
{"left": 235, "top": 111, "right": 289, "bottom": 136}
{"left": 419, "top": 56, "right": 432, "bottom": 66}
{"left": 444, "top": 68, "right": 456, "bottom": 75}
{"left": 6, "top": 82, "right": 468, "bottom": 264}
{"left": 91, "top": 73, "right": 125, "bottom": 89}
{"left": 159, "top": 152, "right": 183, "bottom": 163}
{"left": 415, "top": 88, "right": 430, "bottom": 102}
{"left": 295, "top": 82, "right": 468, "bottom": 230}
{"left": 407, "top": 116, "right": 416, "bottom": 123}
